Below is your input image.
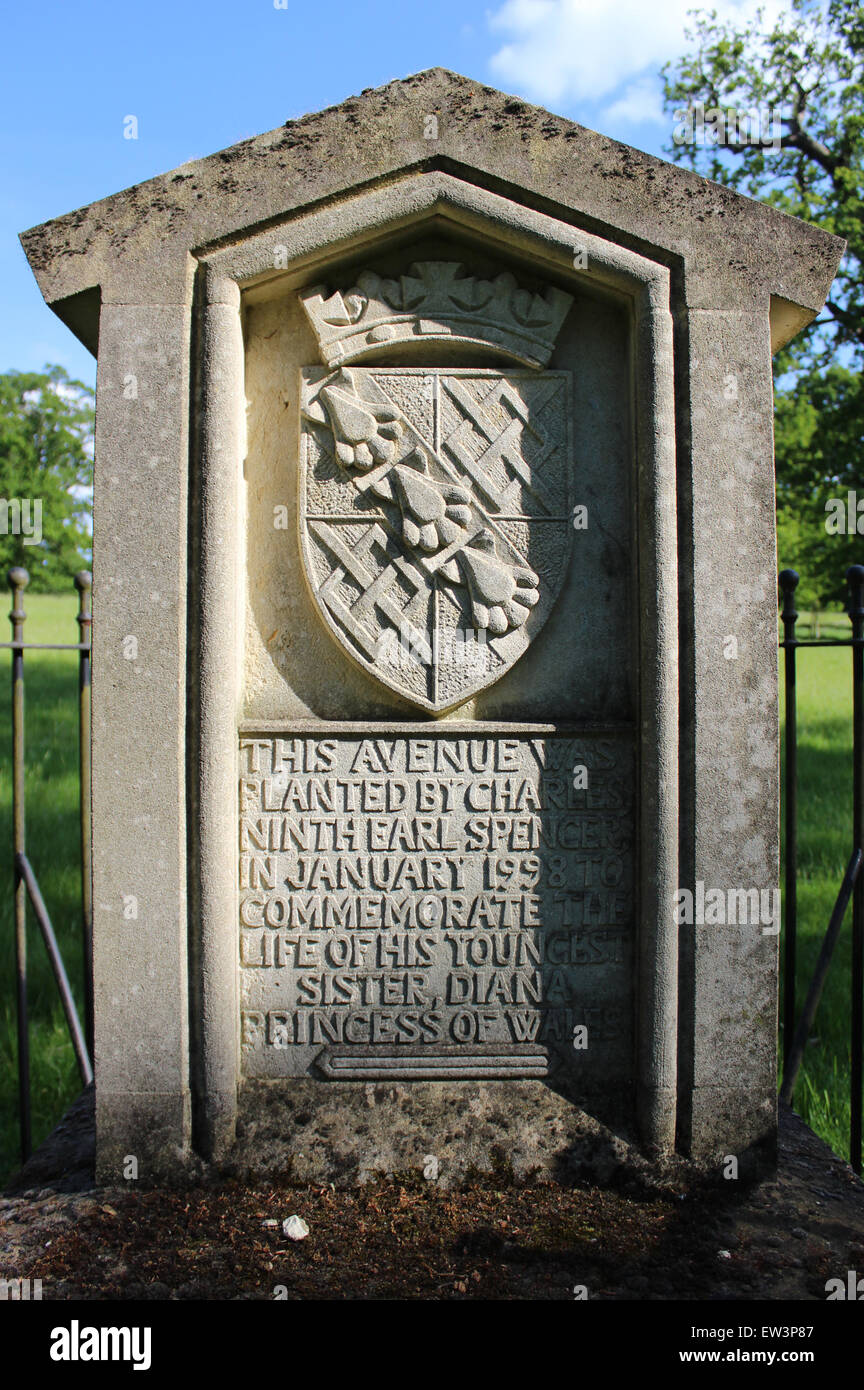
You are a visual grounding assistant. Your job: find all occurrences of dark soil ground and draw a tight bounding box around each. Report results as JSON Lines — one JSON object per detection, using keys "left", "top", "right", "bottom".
{"left": 2, "top": 1090, "right": 863, "bottom": 1301}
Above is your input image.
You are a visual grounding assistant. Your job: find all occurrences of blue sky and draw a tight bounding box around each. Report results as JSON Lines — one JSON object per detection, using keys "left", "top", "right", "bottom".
{"left": 1, "top": 0, "right": 783, "bottom": 388}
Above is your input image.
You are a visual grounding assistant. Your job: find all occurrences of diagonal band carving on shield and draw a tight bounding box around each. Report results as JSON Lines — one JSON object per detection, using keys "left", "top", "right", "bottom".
{"left": 300, "top": 367, "right": 573, "bottom": 711}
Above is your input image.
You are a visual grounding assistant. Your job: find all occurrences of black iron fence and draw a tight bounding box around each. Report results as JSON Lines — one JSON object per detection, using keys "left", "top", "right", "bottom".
{"left": 778, "top": 565, "right": 864, "bottom": 1175}
{"left": 3, "top": 564, "right": 864, "bottom": 1170}
{"left": 3, "top": 567, "right": 93, "bottom": 1163}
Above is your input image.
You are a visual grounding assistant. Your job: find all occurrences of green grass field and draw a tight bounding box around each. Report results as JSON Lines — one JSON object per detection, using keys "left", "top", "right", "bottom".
{"left": 0, "top": 597, "right": 859, "bottom": 1183}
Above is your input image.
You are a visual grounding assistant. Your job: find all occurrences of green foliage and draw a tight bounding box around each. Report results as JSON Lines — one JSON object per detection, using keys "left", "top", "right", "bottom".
{"left": 0, "top": 365, "right": 94, "bottom": 592}
{"left": 775, "top": 363, "right": 863, "bottom": 605}
{"left": 663, "top": 0, "right": 864, "bottom": 601}
{"left": 663, "top": 0, "right": 864, "bottom": 365}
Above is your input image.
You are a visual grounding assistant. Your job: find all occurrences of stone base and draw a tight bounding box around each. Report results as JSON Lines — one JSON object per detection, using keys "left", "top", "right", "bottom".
{"left": 33, "top": 1080, "right": 776, "bottom": 1189}
{"left": 222, "top": 1079, "right": 689, "bottom": 1189}
{"left": 95, "top": 1089, "right": 191, "bottom": 1185}
{"left": 5, "top": 1079, "right": 778, "bottom": 1198}
{"left": 82, "top": 1078, "right": 779, "bottom": 1187}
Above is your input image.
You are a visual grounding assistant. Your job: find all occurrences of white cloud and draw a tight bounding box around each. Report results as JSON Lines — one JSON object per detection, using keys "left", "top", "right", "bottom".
{"left": 487, "top": 0, "right": 791, "bottom": 107}
{"left": 602, "top": 77, "right": 667, "bottom": 128}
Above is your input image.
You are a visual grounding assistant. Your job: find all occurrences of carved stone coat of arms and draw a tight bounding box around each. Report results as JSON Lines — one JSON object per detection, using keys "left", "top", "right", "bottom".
{"left": 298, "top": 263, "right": 574, "bottom": 711}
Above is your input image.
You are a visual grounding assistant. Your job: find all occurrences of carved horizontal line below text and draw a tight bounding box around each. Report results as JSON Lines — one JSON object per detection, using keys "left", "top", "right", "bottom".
{"left": 238, "top": 721, "right": 637, "bottom": 737}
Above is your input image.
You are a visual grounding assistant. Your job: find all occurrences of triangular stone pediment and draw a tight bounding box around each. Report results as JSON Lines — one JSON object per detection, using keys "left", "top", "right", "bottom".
{"left": 21, "top": 68, "right": 842, "bottom": 356}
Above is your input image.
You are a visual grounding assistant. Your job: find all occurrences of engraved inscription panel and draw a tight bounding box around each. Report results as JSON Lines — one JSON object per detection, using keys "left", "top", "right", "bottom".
{"left": 239, "top": 733, "right": 634, "bottom": 1085}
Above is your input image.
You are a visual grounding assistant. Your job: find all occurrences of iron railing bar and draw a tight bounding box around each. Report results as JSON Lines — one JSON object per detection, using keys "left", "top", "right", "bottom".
{"left": 15, "top": 852, "right": 93, "bottom": 1086}
{"left": 779, "top": 848, "right": 863, "bottom": 1107}
{"left": 779, "top": 570, "right": 799, "bottom": 1069}
{"left": 75, "top": 572, "right": 93, "bottom": 1056}
{"left": 779, "top": 637, "right": 864, "bottom": 648}
{"left": 9, "top": 568, "right": 31, "bottom": 1161}
{"left": 0, "top": 641, "right": 91, "bottom": 651}
{"left": 849, "top": 565, "right": 864, "bottom": 1174}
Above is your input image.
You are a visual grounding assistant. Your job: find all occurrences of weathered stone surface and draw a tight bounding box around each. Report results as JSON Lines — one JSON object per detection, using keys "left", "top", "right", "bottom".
{"left": 231, "top": 1079, "right": 647, "bottom": 1186}
{"left": 18, "top": 68, "right": 845, "bottom": 1183}
{"left": 91, "top": 304, "right": 192, "bottom": 1169}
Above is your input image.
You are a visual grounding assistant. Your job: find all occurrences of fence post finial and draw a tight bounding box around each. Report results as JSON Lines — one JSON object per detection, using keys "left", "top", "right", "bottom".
{"left": 8, "top": 566, "right": 29, "bottom": 619}
{"left": 74, "top": 570, "right": 93, "bottom": 643}
{"left": 847, "top": 565, "right": 864, "bottom": 623}
{"left": 778, "top": 568, "right": 799, "bottom": 626}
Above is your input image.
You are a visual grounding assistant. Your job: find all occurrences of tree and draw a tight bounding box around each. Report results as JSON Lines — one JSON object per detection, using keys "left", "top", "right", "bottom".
{"left": 662, "top": 0, "right": 864, "bottom": 607}
{"left": 0, "top": 365, "right": 94, "bottom": 592}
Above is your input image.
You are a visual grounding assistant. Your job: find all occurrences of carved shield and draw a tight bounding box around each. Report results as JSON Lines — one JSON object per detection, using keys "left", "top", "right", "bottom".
{"left": 300, "top": 367, "right": 573, "bottom": 711}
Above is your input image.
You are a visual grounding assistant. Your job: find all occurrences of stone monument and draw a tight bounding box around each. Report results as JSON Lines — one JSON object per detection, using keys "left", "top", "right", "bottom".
{"left": 20, "top": 71, "right": 844, "bottom": 1182}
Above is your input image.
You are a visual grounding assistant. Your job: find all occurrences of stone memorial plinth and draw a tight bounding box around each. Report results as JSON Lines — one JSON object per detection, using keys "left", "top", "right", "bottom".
{"left": 21, "top": 70, "right": 843, "bottom": 1182}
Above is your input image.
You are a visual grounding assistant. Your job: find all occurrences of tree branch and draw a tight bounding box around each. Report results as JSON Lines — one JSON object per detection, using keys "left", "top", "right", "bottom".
{"left": 784, "top": 124, "right": 840, "bottom": 174}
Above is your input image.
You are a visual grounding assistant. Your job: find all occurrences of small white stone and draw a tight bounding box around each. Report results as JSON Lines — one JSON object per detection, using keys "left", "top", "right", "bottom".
{"left": 717, "top": 1250, "right": 732, "bottom": 1260}
{"left": 261, "top": 1218, "right": 279, "bottom": 1230}
{"left": 282, "top": 1215, "right": 309, "bottom": 1241}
